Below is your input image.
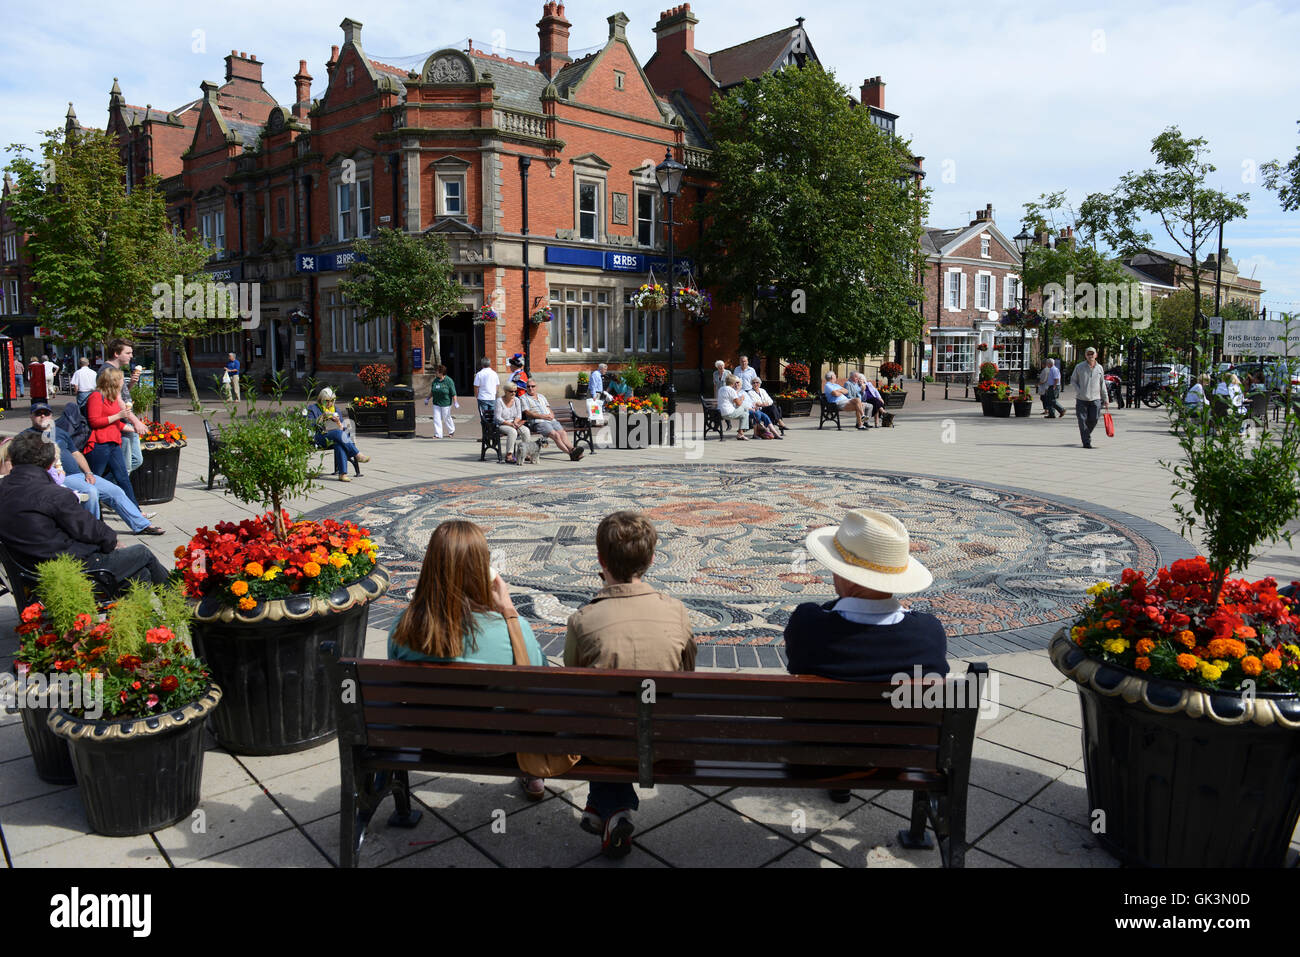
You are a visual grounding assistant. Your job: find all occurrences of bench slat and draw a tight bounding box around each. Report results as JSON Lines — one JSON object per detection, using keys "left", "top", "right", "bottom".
{"left": 362, "top": 684, "right": 640, "bottom": 715}
{"left": 646, "top": 695, "right": 947, "bottom": 723}
{"left": 362, "top": 705, "right": 637, "bottom": 736}
{"left": 647, "top": 740, "right": 938, "bottom": 768}
{"left": 647, "top": 717, "right": 941, "bottom": 746}
{"left": 365, "top": 728, "right": 639, "bottom": 756}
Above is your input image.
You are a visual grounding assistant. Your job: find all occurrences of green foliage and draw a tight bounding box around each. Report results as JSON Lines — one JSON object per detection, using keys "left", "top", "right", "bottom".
{"left": 1163, "top": 380, "right": 1300, "bottom": 599}
{"left": 1262, "top": 120, "right": 1300, "bottom": 212}
{"left": 213, "top": 400, "right": 320, "bottom": 539}
{"left": 131, "top": 379, "right": 158, "bottom": 420}
{"left": 697, "top": 62, "right": 928, "bottom": 368}
{"left": 34, "top": 554, "right": 97, "bottom": 635}
{"left": 619, "top": 358, "right": 646, "bottom": 390}
{"left": 3, "top": 129, "right": 212, "bottom": 345}
{"left": 978, "top": 362, "right": 998, "bottom": 381}
{"left": 106, "top": 581, "right": 156, "bottom": 659}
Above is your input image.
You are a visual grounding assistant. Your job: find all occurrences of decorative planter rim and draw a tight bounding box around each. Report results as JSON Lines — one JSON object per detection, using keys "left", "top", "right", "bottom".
{"left": 140, "top": 439, "right": 188, "bottom": 451}
{"left": 48, "top": 683, "right": 222, "bottom": 742}
{"left": 1049, "top": 628, "right": 1300, "bottom": 728}
{"left": 189, "top": 563, "right": 390, "bottom": 624}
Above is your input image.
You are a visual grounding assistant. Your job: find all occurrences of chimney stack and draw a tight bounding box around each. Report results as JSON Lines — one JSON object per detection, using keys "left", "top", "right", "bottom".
{"left": 537, "top": 2, "right": 572, "bottom": 79}
{"left": 971, "top": 203, "right": 993, "bottom": 226}
{"left": 860, "top": 76, "right": 885, "bottom": 110}
{"left": 224, "top": 50, "right": 264, "bottom": 84}
{"left": 653, "top": 4, "right": 699, "bottom": 60}
{"left": 293, "top": 60, "right": 313, "bottom": 118}
{"left": 326, "top": 45, "right": 340, "bottom": 79}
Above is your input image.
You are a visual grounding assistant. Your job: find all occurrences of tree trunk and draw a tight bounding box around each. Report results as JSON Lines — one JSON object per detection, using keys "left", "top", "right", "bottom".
{"left": 179, "top": 344, "right": 202, "bottom": 413}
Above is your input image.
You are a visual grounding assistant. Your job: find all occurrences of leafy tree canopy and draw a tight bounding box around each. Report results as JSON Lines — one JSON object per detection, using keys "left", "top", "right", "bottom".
{"left": 695, "top": 62, "right": 928, "bottom": 368}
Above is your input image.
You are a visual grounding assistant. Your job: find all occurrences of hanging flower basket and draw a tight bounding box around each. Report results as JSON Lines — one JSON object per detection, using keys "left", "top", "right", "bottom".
{"left": 476, "top": 305, "right": 498, "bottom": 326}
{"left": 676, "top": 285, "right": 711, "bottom": 318}
{"left": 632, "top": 283, "right": 667, "bottom": 311}
{"left": 529, "top": 307, "right": 553, "bottom": 325}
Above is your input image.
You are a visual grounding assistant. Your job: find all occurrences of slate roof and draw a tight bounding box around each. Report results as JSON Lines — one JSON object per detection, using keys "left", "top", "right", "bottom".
{"left": 663, "top": 90, "right": 711, "bottom": 149}
{"left": 921, "top": 227, "right": 965, "bottom": 255}
{"left": 226, "top": 119, "right": 263, "bottom": 148}
{"left": 551, "top": 51, "right": 600, "bottom": 97}
{"left": 1120, "top": 262, "right": 1178, "bottom": 288}
{"left": 467, "top": 51, "right": 549, "bottom": 110}
{"left": 707, "top": 26, "right": 797, "bottom": 88}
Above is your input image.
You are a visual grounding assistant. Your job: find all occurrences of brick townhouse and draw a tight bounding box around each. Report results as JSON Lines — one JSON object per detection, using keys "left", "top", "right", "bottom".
{"left": 19, "top": 3, "right": 920, "bottom": 399}
{"left": 922, "top": 204, "right": 1043, "bottom": 380}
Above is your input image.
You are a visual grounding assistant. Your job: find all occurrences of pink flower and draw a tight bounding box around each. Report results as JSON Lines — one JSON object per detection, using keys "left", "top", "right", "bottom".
{"left": 145, "top": 694, "right": 159, "bottom": 709}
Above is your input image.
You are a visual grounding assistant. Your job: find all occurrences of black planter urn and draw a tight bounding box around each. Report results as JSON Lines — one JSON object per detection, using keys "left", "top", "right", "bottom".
{"left": 49, "top": 684, "right": 222, "bottom": 837}
{"left": 189, "top": 566, "right": 389, "bottom": 755}
{"left": 131, "top": 442, "right": 184, "bottom": 505}
{"left": 20, "top": 701, "right": 77, "bottom": 784}
{"left": 1050, "top": 631, "right": 1300, "bottom": 867}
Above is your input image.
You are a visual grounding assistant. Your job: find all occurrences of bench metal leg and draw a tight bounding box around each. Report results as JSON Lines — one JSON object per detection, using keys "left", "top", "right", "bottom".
{"left": 387, "top": 770, "right": 424, "bottom": 829}
{"left": 897, "top": 790, "right": 935, "bottom": 851}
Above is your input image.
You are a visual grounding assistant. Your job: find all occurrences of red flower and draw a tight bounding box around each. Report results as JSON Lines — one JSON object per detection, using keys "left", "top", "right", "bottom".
{"left": 160, "top": 675, "right": 179, "bottom": 692}
{"left": 20, "top": 603, "right": 43, "bottom": 623}
{"left": 132, "top": 680, "right": 142, "bottom": 690}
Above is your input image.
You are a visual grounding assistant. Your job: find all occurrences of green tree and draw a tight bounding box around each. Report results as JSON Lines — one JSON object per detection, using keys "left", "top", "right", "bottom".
{"left": 696, "top": 63, "right": 927, "bottom": 373}
{"left": 338, "top": 228, "right": 464, "bottom": 380}
{"left": 1085, "top": 127, "right": 1250, "bottom": 375}
{"left": 1020, "top": 191, "right": 1135, "bottom": 361}
{"left": 1262, "top": 120, "right": 1300, "bottom": 212}
{"left": 4, "top": 128, "right": 212, "bottom": 348}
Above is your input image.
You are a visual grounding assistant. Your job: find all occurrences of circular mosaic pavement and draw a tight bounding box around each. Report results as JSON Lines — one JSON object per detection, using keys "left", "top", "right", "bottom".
{"left": 306, "top": 465, "right": 1193, "bottom": 661}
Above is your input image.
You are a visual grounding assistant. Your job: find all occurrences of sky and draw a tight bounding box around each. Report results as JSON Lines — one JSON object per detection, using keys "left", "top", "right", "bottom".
{"left": 1, "top": 0, "right": 1297, "bottom": 307}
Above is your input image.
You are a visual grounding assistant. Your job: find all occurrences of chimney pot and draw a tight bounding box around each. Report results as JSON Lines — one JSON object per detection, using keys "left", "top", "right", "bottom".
{"left": 536, "top": 0, "right": 573, "bottom": 78}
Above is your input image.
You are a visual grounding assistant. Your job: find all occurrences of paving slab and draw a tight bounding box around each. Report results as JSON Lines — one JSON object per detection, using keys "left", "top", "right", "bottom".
{"left": 872, "top": 784, "right": 1019, "bottom": 844}
{"left": 12, "top": 831, "right": 166, "bottom": 868}
{"left": 636, "top": 800, "right": 799, "bottom": 868}
{"left": 184, "top": 827, "right": 332, "bottom": 868}
{"left": 975, "top": 806, "right": 1117, "bottom": 868}
{"left": 980, "top": 710, "right": 1084, "bottom": 767}
{"left": 304, "top": 808, "right": 457, "bottom": 868}
{"left": 383, "top": 835, "right": 500, "bottom": 868}
{"left": 802, "top": 801, "right": 941, "bottom": 868}
{"left": 969, "top": 739, "right": 1070, "bottom": 803}
{"left": 154, "top": 784, "right": 294, "bottom": 865}
{"left": 1027, "top": 768, "right": 1091, "bottom": 826}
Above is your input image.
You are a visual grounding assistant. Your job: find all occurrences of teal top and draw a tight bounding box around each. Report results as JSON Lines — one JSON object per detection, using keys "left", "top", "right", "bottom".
{"left": 429, "top": 376, "right": 457, "bottom": 407}
{"left": 387, "top": 610, "right": 544, "bottom": 666}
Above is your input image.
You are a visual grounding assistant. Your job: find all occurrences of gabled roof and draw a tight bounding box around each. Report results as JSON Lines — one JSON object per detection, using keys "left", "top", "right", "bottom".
{"left": 552, "top": 51, "right": 600, "bottom": 96}
{"left": 707, "top": 24, "right": 812, "bottom": 88}
{"left": 921, "top": 220, "right": 1018, "bottom": 259}
{"left": 1119, "top": 262, "right": 1178, "bottom": 289}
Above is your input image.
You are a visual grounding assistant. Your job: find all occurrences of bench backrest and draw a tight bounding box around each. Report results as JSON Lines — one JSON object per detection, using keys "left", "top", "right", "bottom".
{"left": 333, "top": 657, "right": 985, "bottom": 788}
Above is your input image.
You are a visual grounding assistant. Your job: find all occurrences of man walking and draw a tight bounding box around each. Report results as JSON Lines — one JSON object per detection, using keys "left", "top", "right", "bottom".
{"left": 225, "top": 352, "right": 242, "bottom": 401}
{"left": 72, "top": 357, "right": 98, "bottom": 409}
{"left": 1070, "top": 347, "right": 1109, "bottom": 449}
{"left": 1039, "top": 358, "right": 1065, "bottom": 418}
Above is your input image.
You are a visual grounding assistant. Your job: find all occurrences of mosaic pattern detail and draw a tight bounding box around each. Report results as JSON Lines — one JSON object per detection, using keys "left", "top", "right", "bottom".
{"left": 307, "top": 466, "right": 1189, "bottom": 660}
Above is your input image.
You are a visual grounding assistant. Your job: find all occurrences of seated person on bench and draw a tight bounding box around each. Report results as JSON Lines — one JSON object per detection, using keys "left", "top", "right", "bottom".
{"left": 823, "top": 372, "right": 866, "bottom": 429}
{"left": 0, "top": 432, "right": 170, "bottom": 589}
{"left": 747, "top": 377, "right": 786, "bottom": 434}
{"left": 564, "top": 510, "right": 696, "bottom": 859}
{"left": 306, "top": 388, "right": 368, "bottom": 482}
{"left": 388, "top": 519, "right": 545, "bottom": 798}
{"left": 716, "top": 375, "right": 751, "bottom": 439}
{"left": 853, "top": 372, "right": 885, "bottom": 427}
{"left": 521, "top": 381, "right": 586, "bottom": 461}
{"left": 785, "top": 508, "right": 948, "bottom": 801}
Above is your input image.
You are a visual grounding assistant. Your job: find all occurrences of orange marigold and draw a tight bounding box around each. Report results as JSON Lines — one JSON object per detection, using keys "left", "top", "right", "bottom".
{"left": 1242, "top": 656, "right": 1263, "bottom": 676}
{"left": 1135, "top": 638, "right": 1155, "bottom": 656}
{"left": 1176, "top": 630, "right": 1196, "bottom": 648}
{"left": 1263, "top": 651, "right": 1282, "bottom": 672}
{"left": 303, "top": 561, "right": 321, "bottom": 578}
{"left": 238, "top": 596, "right": 257, "bottom": 611}
{"left": 1207, "top": 638, "right": 1247, "bottom": 660}
{"left": 1176, "top": 653, "right": 1198, "bottom": 671}
{"left": 1105, "top": 620, "right": 1121, "bottom": 631}
{"left": 174, "top": 545, "right": 188, "bottom": 560}
{"left": 1235, "top": 625, "right": 1257, "bottom": 640}
{"left": 245, "top": 562, "right": 265, "bottom": 578}
{"left": 1134, "top": 657, "right": 1152, "bottom": 671}
{"left": 231, "top": 580, "right": 249, "bottom": 597}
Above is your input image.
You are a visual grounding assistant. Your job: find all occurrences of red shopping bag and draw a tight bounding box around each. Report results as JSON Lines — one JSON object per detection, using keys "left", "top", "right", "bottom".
{"left": 1103, "top": 412, "right": 1115, "bottom": 438}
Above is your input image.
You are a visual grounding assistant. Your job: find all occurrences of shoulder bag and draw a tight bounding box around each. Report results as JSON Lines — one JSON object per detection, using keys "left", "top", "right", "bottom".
{"left": 504, "top": 615, "right": 582, "bottom": 778}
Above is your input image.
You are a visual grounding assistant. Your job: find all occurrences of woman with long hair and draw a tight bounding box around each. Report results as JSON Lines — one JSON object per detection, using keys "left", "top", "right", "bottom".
{"left": 84, "top": 366, "right": 141, "bottom": 507}
{"left": 388, "top": 520, "right": 546, "bottom": 797}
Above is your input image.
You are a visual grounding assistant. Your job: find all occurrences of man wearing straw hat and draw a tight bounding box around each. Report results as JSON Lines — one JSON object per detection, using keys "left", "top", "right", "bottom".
{"left": 786, "top": 509, "right": 949, "bottom": 799}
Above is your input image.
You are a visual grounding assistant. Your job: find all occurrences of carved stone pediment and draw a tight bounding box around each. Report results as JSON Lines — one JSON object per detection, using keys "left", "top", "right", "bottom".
{"left": 423, "top": 51, "right": 475, "bottom": 84}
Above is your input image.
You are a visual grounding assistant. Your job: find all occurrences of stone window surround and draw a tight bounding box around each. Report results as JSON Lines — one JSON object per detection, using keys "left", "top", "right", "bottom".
{"left": 431, "top": 155, "right": 471, "bottom": 219}
{"left": 328, "top": 155, "right": 376, "bottom": 243}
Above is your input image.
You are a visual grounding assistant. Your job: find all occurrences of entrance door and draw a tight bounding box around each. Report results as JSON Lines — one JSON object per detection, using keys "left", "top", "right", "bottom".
{"left": 438, "top": 312, "right": 480, "bottom": 395}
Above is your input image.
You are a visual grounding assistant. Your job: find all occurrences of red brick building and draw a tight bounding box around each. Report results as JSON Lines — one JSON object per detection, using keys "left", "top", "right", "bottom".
{"left": 922, "top": 204, "right": 1042, "bottom": 379}
{"left": 41, "top": 3, "right": 919, "bottom": 398}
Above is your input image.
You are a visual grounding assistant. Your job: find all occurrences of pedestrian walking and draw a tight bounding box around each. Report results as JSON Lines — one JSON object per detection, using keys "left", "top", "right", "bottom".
{"left": 1070, "top": 347, "right": 1109, "bottom": 449}
{"left": 473, "top": 357, "right": 499, "bottom": 420}
{"left": 429, "top": 365, "right": 459, "bottom": 438}
{"left": 1039, "top": 358, "right": 1066, "bottom": 418}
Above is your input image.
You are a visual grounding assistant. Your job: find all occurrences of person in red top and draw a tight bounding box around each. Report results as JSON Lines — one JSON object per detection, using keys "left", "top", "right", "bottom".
{"left": 27, "top": 356, "right": 47, "bottom": 402}
{"left": 84, "top": 365, "right": 141, "bottom": 508}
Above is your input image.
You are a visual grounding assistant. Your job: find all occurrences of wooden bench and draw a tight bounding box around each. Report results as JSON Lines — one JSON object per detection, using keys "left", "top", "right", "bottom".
{"left": 479, "top": 406, "right": 504, "bottom": 463}
{"left": 817, "top": 393, "right": 843, "bottom": 430}
{"left": 0, "top": 540, "right": 122, "bottom": 613}
{"left": 325, "top": 649, "right": 986, "bottom": 868}
{"left": 521, "top": 404, "right": 597, "bottom": 461}
{"left": 701, "top": 396, "right": 726, "bottom": 440}
{"left": 160, "top": 373, "right": 181, "bottom": 398}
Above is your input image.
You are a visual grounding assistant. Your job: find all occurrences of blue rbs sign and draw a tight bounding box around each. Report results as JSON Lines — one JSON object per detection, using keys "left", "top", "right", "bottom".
{"left": 544, "top": 247, "right": 691, "bottom": 273}
{"left": 296, "top": 250, "right": 368, "bottom": 273}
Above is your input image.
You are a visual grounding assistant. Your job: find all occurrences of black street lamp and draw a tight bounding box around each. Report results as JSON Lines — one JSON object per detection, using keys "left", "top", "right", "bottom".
{"left": 655, "top": 149, "right": 686, "bottom": 416}
{"left": 1014, "top": 228, "right": 1032, "bottom": 393}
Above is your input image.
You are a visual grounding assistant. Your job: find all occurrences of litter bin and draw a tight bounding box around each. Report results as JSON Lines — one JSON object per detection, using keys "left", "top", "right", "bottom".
{"left": 386, "top": 384, "right": 416, "bottom": 438}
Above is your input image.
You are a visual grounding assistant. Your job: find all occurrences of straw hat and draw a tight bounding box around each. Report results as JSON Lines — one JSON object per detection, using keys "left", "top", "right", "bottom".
{"left": 804, "top": 509, "right": 933, "bottom": 594}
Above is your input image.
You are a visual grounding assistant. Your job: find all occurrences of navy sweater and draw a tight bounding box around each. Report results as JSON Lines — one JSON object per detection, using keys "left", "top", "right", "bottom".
{"left": 784, "top": 601, "right": 949, "bottom": 681}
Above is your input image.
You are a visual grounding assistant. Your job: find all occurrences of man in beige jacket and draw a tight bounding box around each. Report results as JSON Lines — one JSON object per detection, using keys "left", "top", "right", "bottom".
{"left": 564, "top": 510, "right": 696, "bottom": 858}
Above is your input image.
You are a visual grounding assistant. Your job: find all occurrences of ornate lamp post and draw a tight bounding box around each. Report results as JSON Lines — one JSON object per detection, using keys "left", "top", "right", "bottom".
{"left": 1014, "top": 228, "right": 1032, "bottom": 393}
{"left": 655, "top": 149, "right": 686, "bottom": 416}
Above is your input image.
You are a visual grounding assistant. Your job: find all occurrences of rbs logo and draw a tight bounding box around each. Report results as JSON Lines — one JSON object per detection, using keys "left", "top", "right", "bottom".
{"left": 611, "top": 254, "right": 637, "bottom": 268}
